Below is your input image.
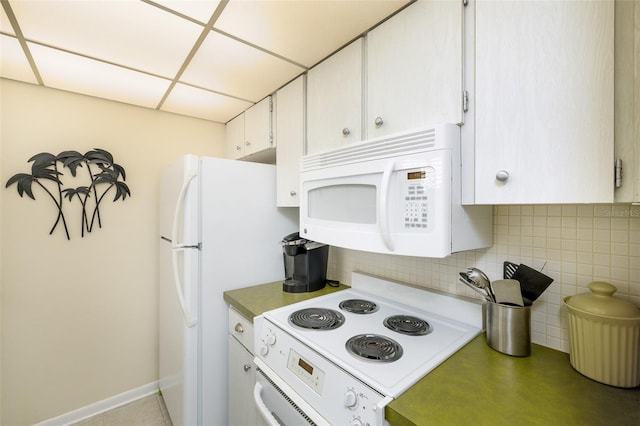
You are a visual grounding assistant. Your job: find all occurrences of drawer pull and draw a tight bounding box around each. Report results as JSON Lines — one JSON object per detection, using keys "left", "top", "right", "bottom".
{"left": 234, "top": 323, "right": 244, "bottom": 333}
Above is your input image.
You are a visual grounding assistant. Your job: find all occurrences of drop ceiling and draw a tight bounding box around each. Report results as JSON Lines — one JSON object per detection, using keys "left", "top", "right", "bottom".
{"left": 0, "top": 0, "right": 411, "bottom": 123}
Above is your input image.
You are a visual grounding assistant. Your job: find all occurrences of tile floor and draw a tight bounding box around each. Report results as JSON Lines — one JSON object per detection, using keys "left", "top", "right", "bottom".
{"left": 72, "top": 394, "right": 172, "bottom": 426}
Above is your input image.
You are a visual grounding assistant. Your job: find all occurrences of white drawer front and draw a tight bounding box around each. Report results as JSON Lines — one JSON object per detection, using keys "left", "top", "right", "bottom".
{"left": 229, "top": 307, "right": 255, "bottom": 353}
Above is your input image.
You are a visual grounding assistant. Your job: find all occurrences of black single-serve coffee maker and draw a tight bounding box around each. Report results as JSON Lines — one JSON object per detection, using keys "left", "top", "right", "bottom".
{"left": 281, "top": 232, "right": 329, "bottom": 293}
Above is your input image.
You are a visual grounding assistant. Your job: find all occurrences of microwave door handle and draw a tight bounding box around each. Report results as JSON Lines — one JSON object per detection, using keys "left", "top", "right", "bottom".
{"left": 379, "top": 159, "right": 395, "bottom": 252}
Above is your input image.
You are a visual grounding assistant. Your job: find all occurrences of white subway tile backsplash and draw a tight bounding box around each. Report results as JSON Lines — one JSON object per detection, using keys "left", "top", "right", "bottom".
{"left": 547, "top": 205, "right": 562, "bottom": 216}
{"left": 327, "top": 204, "right": 640, "bottom": 354}
{"left": 594, "top": 217, "right": 611, "bottom": 230}
{"left": 577, "top": 205, "right": 594, "bottom": 217}
{"left": 593, "top": 241, "right": 610, "bottom": 254}
{"left": 576, "top": 227, "right": 592, "bottom": 239}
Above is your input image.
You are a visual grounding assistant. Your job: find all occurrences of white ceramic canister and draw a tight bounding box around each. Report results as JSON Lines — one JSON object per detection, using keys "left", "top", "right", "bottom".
{"left": 563, "top": 281, "right": 640, "bottom": 388}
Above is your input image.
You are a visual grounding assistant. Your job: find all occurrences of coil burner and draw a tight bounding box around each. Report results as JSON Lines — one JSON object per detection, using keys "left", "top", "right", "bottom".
{"left": 338, "top": 299, "right": 379, "bottom": 314}
{"left": 383, "top": 315, "right": 432, "bottom": 336}
{"left": 345, "top": 334, "right": 403, "bottom": 362}
{"left": 289, "top": 308, "right": 345, "bottom": 330}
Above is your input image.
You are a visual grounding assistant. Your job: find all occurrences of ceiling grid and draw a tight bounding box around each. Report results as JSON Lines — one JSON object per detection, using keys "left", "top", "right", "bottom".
{"left": 0, "top": 0, "right": 411, "bottom": 123}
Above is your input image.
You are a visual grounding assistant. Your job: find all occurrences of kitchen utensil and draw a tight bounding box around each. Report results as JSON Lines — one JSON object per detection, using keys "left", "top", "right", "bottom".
{"left": 466, "top": 268, "right": 495, "bottom": 302}
{"left": 486, "top": 300, "right": 531, "bottom": 356}
{"left": 503, "top": 261, "right": 518, "bottom": 279}
{"left": 563, "top": 282, "right": 640, "bottom": 388}
{"left": 491, "top": 279, "right": 524, "bottom": 306}
{"left": 458, "top": 275, "right": 491, "bottom": 300}
{"left": 511, "top": 264, "right": 553, "bottom": 304}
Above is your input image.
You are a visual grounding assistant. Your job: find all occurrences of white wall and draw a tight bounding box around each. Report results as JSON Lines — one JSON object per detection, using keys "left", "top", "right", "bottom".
{"left": 0, "top": 78, "right": 225, "bottom": 425}
{"left": 328, "top": 204, "right": 640, "bottom": 353}
{"left": 0, "top": 77, "right": 3, "bottom": 424}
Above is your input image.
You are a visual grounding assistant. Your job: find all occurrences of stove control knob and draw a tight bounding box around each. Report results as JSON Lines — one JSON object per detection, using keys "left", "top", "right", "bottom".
{"left": 344, "top": 390, "right": 358, "bottom": 409}
{"left": 259, "top": 345, "right": 269, "bottom": 356}
{"left": 349, "top": 418, "right": 363, "bottom": 426}
{"left": 265, "top": 334, "right": 277, "bottom": 346}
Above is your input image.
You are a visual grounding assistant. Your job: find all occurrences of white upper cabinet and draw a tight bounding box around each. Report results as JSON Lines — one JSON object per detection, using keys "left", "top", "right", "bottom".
{"left": 244, "top": 97, "right": 273, "bottom": 156}
{"left": 226, "top": 96, "right": 274, "bottom": 162}
{"left": 276, "top": 75, "right": 305, "bottom": 207}
{"left": 366, "top": 0, "right": 464, "bottom": 138}
{"left": 470, "top": 0, "right": 614, "bottom": 204}
{"left": 306, "top": 38, "right": 363, "bottom": 154}
{"left": 306, "top": 0, "right": 464, "bottom": 153}
{"left": 614, "top": 0, "right": 640, "bottom": 203}
{"left": 226, "top": 113, "right": 245, "bottom": 159}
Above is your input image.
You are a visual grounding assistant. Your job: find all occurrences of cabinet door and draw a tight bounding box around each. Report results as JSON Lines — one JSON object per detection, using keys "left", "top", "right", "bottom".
{"left": 366, "top": 0, "right": 463, "bottom": 138}
{"left": 307, "top": 38, "right": 363, "bottom": 154}
{"left": 226, "top": 113, "right": 245, "bottom": 159}
{"left": 244, "top": 96, "right": 273, "bottom": 156}
{"left": 474, "top": 0, "right": 614, "bottom": 204}
{"left": 276, "top": 76, "right": 305, "bottom": 207}
{"left": 614, "top": 0, "right": 640, "bottom": 202}
{"left": 228, "top": 335, "right": 256, "bottom": 426}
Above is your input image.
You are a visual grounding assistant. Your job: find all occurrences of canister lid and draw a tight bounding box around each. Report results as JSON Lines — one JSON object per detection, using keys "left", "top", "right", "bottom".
{"left": 565, "top": 282, "right": 640, "bottom": 318}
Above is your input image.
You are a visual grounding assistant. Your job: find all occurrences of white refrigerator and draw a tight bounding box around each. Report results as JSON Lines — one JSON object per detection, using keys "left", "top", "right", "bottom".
{"left": 158, "top": 155, "right": 298, "bottom": 426}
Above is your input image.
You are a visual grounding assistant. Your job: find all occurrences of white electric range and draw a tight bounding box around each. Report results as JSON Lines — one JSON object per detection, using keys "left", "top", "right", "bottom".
{"left": 253, "top": 272, "right": 482, "bottom": 426}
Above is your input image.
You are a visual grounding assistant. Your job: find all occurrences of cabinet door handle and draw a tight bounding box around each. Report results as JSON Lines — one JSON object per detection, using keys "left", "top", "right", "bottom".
{"left": 374, "top": 117, "right": 384, "bottom": 127}
{"left": 235, "top": 146, "right": 241, "bottom": 151}
{"left": 290, "top": 190, "right": 297, "bottom": 196}
{"left": 234, "top": 323, "right": 244, "bottom": 333}
{"left": 495, "top": 170, "right": 510, "bottom": 182}
{"left": 245, "top": 141, "right": 251, "bottom": 146}
{"left": 243, "top": 364, "right": 252, "bottom": 372}
{"left": 342, "top": 127, "right": 350, "bottom": 136}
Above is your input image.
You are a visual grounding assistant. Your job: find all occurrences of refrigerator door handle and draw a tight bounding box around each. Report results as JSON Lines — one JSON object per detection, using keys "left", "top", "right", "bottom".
{"left": 171, "top": 172, "right": 198, "bottom": 328}
{"left": 172, "top": 249, "right": 197, "bottom": 328}
{"left": 172, "top": 172, "right": 198, "bottom": 249}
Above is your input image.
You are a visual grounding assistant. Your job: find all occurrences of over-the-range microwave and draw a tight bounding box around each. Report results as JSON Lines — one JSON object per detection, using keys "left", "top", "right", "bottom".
{"left": 299, "top": 124, "right": 492, "bottom": 258}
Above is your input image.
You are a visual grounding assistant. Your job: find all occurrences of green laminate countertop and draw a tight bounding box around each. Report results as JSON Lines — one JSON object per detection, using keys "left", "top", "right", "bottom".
{"left": 386, "top": 336, "right": 640, "bottom": 426}
{"left": 223, "top": 280, "right": 349, "bottom": 321}
{"left": 224, "top": 282, "right": 639, "bottom": 426}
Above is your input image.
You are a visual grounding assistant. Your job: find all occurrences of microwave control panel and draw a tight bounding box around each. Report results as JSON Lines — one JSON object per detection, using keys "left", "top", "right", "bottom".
{"left": 402, "top": 167, "right": 436, "bottom": 231}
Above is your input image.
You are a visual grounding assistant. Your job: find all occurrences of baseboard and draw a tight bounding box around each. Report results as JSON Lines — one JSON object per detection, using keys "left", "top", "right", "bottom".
{"left": 34, "top": 381, "right": 159, "bottom": 426}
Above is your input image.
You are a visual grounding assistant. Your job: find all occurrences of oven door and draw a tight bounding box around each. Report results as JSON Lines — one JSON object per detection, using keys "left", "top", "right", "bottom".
{"left": 254, "top": 365, "right": 330, "bottom": 426}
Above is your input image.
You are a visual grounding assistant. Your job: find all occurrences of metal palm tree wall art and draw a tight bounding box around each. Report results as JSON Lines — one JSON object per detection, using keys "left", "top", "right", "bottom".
{"left": 5, "top": 148, "right": 131, "bottom": 240}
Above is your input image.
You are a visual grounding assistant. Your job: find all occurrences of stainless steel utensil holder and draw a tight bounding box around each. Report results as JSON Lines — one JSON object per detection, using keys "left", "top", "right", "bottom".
{"left": 485, "top": 301, "right": 531, "bottom": 357}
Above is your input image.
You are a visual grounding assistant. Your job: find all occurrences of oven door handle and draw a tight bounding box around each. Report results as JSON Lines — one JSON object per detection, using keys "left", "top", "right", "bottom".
{"left": 253, "top": 381, "right": 281, "bottom": 426}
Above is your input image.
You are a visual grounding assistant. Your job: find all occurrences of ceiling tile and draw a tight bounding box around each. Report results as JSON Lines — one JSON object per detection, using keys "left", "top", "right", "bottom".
{"left": 2, "top": 0, "right": 412, "bottom": 123}
{"left": 181, "top": 31, "right": 305, "bottom": 102}
{"left": 10, "top": 0, "right": 203, "bottom": 78}
{"left": 0, "top": 35, "right": 38, "bottom": 84}
{"left": 214, "top": 0, "right": 411, "bottom": 68}
{"left": 153, "top": 0, "right": 221, "bottom": 24}
{"left": 162, "top": 82, "right": 253, "bottom": 123}
{"left": 29, "top": 42, "right": 171, "bottom": 109}
{"left": 1, "top": 5, "right": 15, "bottom": 35}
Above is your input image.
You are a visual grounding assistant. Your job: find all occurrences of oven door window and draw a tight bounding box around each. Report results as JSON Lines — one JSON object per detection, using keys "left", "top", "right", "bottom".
{"left": 307, "top": 184, "right": 376, "bottom": 224}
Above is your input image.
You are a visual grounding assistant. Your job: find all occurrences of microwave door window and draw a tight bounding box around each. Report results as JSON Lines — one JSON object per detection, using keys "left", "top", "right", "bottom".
{"left": 308, "top": 184, "right": 376, "bottom": 224}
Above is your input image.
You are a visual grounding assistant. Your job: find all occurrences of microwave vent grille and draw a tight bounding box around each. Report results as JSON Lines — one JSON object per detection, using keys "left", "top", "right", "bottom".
{"left": 303, "top": 128, "right": 438, "bottom": 170}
